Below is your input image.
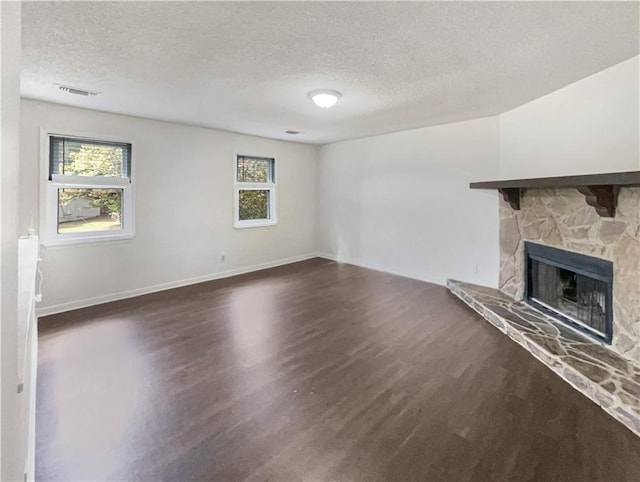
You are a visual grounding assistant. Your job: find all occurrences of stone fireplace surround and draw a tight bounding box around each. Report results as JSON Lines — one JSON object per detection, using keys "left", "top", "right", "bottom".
{"left": 500, "top": 187, "right": 640, "bottom": 363}
{"left": 449, "top": 186, "right": 640, "bottom": 437}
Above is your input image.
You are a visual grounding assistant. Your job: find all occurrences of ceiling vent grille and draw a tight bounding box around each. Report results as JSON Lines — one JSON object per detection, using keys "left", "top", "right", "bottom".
{"left": 56, "top": 84, "right": 99, "bottom": 97}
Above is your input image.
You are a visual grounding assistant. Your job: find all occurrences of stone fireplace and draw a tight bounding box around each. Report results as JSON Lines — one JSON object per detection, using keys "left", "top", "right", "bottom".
{"left": 448, "top": 174, "right": 640, "bottom": 437}
{"left": 500, "top": 187, "right": 640, "bottom": 363}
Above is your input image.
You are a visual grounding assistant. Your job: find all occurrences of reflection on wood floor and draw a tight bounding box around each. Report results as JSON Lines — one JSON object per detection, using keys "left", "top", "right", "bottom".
{"left": 37, "top": 258, "right": 640, "bottom": 481}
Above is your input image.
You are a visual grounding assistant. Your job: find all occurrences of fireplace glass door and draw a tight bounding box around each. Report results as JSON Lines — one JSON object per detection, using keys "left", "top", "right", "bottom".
{"left": 525, "top": 242, "right": 613, "bottom": 343}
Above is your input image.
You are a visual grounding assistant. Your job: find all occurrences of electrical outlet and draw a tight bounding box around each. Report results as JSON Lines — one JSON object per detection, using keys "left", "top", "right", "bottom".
{"left": 220, "top": 255, "right": 226, "bottom": 262}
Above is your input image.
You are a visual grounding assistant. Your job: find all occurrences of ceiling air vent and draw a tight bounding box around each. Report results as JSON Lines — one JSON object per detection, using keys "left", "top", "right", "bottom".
{"left": 56, "top": 84, "right": 100, "bottom": 97}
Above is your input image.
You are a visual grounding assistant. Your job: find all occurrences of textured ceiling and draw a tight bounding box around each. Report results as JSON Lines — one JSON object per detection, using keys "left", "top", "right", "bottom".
{"left": 22, "top": 1, "right": 639, "bottom": 144}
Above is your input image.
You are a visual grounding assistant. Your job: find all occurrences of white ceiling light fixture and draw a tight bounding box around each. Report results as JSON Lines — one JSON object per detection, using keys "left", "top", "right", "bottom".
{"left": 308, "top": 89, "right": 341, "bottom": 108}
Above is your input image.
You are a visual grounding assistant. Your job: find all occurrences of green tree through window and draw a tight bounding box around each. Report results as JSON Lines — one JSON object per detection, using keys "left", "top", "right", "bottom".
{"left": 57, "top": 144, "right": 123, "bottom": 221}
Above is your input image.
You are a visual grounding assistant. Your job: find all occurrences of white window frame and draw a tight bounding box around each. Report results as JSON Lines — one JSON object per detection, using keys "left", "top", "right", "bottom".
{"left": 233, "top": 153, "right": 277, "bottom": 229}
{"left": 40, "top": 129, "right": 135, "bottom": 246}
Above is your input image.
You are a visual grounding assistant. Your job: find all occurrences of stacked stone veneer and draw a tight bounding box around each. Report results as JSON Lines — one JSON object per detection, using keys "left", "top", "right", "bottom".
{"left": 500, "top": 187, "right": 640, "bottom": 363}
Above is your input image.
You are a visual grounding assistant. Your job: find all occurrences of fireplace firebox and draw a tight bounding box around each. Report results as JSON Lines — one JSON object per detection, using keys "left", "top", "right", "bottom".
{"left": 524, "top": 242, "right": 613, "bottom": 343}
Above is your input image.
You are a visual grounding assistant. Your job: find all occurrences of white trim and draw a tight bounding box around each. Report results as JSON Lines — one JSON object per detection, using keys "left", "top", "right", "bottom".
{"left": 314, "top": 252, "right": 448, "bottom": 287}
{"left": 43, "top": 232, "right": 134, "bottom": 247}
{"left": 40, "top": 128, "right": 136, "bottom": 246}
{"left": 233, "top": 152, "right": 277, "bottom": 229}
{"left": 43, "top": 127, "right": 136, "bottom": 145}
{"left": 24, "top": 318, "right": 37, "bottom": 482}
{"left": 316, "top": 252, "right": 337, "bottom": 261}
{"left": 17, "top": 236, "right": 39, "bottom": 482}
{"left": 35, "top": 253, "right": 449, "bottom": 318}
{"left": 36, "top": 253, "right": 321, "bottom": 317}
{"left": 234, "top": 220, "right": 277, "bottom": 229}
{"left": 50, "top": 174, "right": 130, "bottom": 186}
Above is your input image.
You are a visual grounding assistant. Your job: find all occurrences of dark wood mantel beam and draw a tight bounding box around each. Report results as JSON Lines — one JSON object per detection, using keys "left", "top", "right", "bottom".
{"left": 470, "top": 171, "right": 640, "bottom": 217}
{"left": 470, "top": 171, "right": 640, "bottom": 190}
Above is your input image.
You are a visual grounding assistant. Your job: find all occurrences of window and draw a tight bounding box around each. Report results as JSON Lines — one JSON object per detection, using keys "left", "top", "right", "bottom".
{"left": 234, "top": 155, "right": 276, "bottom": 228}
{"left": 42, "top": 133, "right": 134, "bottom": 245}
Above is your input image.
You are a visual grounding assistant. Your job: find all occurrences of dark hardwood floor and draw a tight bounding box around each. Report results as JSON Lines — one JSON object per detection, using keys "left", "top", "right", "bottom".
{"left": 37, "top": 258, "right": 640, "bottom": 481}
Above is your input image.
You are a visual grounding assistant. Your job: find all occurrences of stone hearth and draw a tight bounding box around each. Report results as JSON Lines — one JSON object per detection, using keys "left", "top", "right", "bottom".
{"left": 448, "top": 280, "right": 640, "bottom": 437}
{"left": 448, "top": 184, "right": 640, "bottom": 435}
{"left": 500, "top": 187, "right": 640, "bottom": 362}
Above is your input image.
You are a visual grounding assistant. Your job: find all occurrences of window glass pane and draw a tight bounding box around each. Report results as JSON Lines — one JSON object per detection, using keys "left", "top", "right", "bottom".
{"left": 50, "top": 137, "right": 131, "bottom": 178}
{"left": 239, "top": 190, "right": 270, "bottom": 221}
{"left": 57, "top": 188, "right": 123, "bottom": 233}
{"left": 236, "top": 156, "right": 273, "bottom": 183}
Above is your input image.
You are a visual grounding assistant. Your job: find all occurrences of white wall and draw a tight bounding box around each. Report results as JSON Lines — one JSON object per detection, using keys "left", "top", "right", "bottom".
{"left": 23, "top": 44, "right": 637, "bottom": 317}
{"left": 2, "top": 2, "right": 26, "bottom": 481}
{"left": 500, "top": 56, "right": 640, "bottom": 178}
{"left": 20, "top": 100, "right": 318, "bottom": 315}
{"left": 317, "top": 117, "right": 500, "bottom": 287}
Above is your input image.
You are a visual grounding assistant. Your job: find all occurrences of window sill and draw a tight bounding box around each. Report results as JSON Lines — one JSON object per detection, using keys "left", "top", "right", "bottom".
{"left": 42, "top": 232, "right": 134, "bottom": 247}
{"left": 233, "top": 220, "right": 277, "bottom": 230}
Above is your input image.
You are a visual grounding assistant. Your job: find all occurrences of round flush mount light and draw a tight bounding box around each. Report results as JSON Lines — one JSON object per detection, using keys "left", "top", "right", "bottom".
{"left": 308, "top": 89, "right": 342, "bottom": 108}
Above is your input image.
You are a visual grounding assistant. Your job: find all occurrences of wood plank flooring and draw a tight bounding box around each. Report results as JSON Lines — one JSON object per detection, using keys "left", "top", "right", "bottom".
{"left": 37, "top": 258, "right": 640, "bottom": 481}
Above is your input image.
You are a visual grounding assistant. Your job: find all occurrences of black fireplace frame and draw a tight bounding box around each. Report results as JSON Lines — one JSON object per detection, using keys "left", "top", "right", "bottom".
{"left": 524, "top": 241, "right": 614, "bottom": 344}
